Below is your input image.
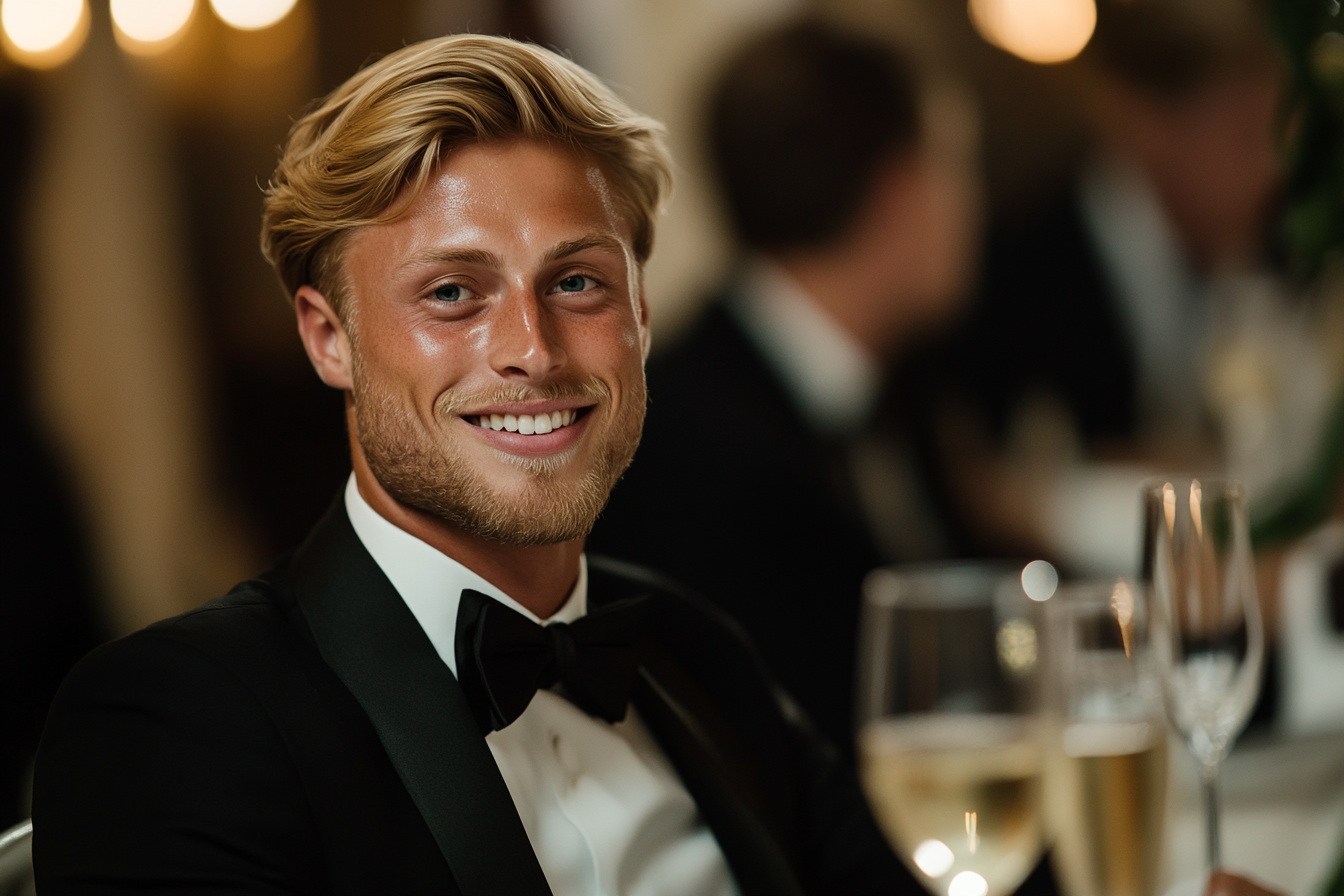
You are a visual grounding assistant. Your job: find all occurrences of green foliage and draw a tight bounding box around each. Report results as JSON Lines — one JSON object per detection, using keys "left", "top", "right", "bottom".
{"left": 1270, "top": 0, "right": 1344, "bottom": 278}
{"left": 1250, "top": 387, "right": 1344, "bottom": 548}
{"left": 1322, "top": 838, "right": 1344, "bottom": 896}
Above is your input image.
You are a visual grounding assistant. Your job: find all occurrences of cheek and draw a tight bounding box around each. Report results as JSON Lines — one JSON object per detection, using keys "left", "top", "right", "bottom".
{"left": 357, "top": 320, "right": 472, "bottom": 405}
{"left": 463, "top": 319, "right": 495, "bottom": 354}
{"left": 564, "top": 316, "right": 644, "bottom": 382}
{"left": 604, "top": 315, "right": 645, "bottom": 364}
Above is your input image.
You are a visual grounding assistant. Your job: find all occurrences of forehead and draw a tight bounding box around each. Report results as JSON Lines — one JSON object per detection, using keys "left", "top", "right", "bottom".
{"left": 377, "top": 140, "right": 627, "bottom": 253}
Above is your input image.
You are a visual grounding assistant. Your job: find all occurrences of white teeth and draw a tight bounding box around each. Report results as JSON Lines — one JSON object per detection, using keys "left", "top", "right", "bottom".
{"left": 475, "top": 409, "right": 582, "bottom": 434}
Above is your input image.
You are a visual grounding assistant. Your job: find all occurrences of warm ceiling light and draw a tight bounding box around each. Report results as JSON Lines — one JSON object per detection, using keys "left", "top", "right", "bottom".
{"left": 209, "top": 0, "right": 297, "bottom": 31}
{"left": 111, "top": 0, "right": 194, "bottom": 50}
{"left": 969, "top": 0, "right": 1097, "bottom": 65}
{"left": 1, "top": 0, "right": 88, "bottom": 68}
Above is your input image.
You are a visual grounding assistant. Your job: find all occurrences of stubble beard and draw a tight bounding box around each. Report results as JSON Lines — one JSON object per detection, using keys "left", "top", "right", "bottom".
{"left": 350, "top": 355, "right": 644, "bottom": 547}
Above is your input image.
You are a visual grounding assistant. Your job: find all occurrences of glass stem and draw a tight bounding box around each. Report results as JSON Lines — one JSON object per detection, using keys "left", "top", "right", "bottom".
{"left": 1203, "top": 771, "right": 1222, "bottom": 871}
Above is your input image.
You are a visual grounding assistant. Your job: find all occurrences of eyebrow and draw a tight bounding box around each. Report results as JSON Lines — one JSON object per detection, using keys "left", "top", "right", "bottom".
{"left": 397, "top": 247, "right": 502, "bottom": 273}
{"left": 542, "top": 235, "right": 626, "bottom": 264}
{"left": 396, "top": 236, "right": 624, "bottom": 275}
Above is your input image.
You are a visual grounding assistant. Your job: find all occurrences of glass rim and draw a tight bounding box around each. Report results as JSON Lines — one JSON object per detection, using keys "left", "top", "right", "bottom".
{"left": 1139, "top": 475, "right": 1246, "bottom": 501}
{"left": 863, "top": 560, "right": 1027, "bottom": 609}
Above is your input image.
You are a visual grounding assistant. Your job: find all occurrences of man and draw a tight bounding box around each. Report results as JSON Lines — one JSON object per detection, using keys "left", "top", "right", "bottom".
{"left": 940, "top": 0, "right": 1291, "bottom": 573}
{"left": 32, "top": 34, "right": 912, "bottom": 896}
{"left": 589, "top": 19, "right": 979, "bottom": 753}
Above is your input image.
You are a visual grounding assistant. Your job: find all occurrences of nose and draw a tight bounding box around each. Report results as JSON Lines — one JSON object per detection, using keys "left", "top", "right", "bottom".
{"left": 487, "top": 288, "right": 566, "bottom": 380}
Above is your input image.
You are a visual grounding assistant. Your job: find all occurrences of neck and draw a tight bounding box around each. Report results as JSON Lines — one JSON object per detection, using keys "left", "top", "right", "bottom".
{"left": 348, "top": 425, "right": 582, "bottom": 620}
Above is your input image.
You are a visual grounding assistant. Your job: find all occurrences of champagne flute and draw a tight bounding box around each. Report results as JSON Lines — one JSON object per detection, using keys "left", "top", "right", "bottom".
{"left": 856, "top": 563, "right": 1048, "bottom": 896}
{"left": 1141, "top": 478, "right": 1263, "bottom": 872}
{"left": 1043, "top": 579, "right": 1168, "bottom": 896}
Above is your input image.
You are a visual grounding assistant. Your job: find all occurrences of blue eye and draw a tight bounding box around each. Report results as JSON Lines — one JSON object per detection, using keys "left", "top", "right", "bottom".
{"left": 433, "top": 283, "right": 467, "bottom": 303}
{"left": 556, "top": 275, "right": 591, "bottom": 293}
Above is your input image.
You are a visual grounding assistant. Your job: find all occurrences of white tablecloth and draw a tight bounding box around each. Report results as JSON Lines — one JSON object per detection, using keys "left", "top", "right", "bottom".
{"left": 1160, "top": 730, "right": 1344, "bottom": 896}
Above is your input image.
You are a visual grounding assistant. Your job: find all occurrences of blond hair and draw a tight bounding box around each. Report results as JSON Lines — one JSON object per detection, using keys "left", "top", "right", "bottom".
{"left": 260, "top": 34, "right": 673, "bottom": 310}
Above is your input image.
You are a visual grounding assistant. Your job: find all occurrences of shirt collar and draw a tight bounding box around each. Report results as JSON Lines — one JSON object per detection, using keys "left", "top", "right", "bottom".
{"left": 342, "top": 473, "right": 588, "bottom": 678}
{"left": 727, "top": 256, "right": 881, "bottom": 434}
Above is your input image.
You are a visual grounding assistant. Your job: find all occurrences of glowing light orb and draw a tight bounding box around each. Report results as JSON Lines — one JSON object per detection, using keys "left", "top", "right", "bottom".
{"left": 997, "top": 617, "right": 1038, "bottom": 674}
{"left": 1, "top": 0, "right": 87, "bottom": 67}
{"left": 112, "top": 0, "right": 194, "bottom": 48}
{"left": 949, "top": 870, "right": 990, "bottom": 896}
{"left": 913, "top": 839, "right": 956, "bottom": 878}
{"left": 969, "top": 0, "right": 1096, "bottom": 64}
{"left": 209, "top": 0, "right": 296, "bottom": 30}
{"left": 1021, "top": 559, "right": 1058, "bottom": 601}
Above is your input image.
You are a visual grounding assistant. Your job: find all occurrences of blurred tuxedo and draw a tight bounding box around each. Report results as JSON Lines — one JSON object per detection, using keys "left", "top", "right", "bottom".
{"left": 588, "top": 19, "right": 974, "bottom": 753}
{"left": 590, "top": 261, "right": 960, "bottom": 754}
{"left": 949, "top": 0, "right": 1283, "bottom": 458}
{"left": 950, "top": 157, "right": 1212, "bottom": 451}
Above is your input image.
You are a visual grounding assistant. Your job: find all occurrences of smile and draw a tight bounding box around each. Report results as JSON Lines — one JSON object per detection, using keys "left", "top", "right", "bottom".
{"left": 468, "top": 408, "right": 584, "bottom": 435}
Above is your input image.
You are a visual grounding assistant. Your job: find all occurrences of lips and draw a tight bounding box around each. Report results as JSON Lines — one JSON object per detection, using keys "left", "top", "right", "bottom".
{"left": 468, "top": 408, "right": 581, "bottom": 435}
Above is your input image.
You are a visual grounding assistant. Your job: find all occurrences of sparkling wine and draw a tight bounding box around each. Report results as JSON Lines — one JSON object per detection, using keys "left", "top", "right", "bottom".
{"left": 859, "top": 714, "right": 1044, "bottom": 896}
{"left": 1046, "top": 721, "right": 1168, "bottom": 896}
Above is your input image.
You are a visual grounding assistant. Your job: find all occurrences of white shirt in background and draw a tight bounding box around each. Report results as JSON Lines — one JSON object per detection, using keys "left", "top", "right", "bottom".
{"left": 728, "top": 256, "right": 881, "bottom": 435}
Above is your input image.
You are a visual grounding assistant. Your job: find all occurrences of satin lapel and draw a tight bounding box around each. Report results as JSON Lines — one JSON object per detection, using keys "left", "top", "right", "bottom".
{"left": 633, "top": 650, "right": 806, "bottom": 896}
{"left": 291, "top": 501, "right": 552, "bottom": 896}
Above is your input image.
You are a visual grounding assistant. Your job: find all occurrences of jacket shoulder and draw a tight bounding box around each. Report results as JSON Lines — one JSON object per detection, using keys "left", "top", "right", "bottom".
{"left": 587, "top": 555, "right": 763, "bottom": 661}
{"left": 35, "top": 565, "right": 456, "bottom": 894}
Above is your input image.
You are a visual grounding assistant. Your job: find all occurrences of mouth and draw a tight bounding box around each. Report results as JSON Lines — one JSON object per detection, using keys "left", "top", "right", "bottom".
{"left": 465, "top": 405, "right": 592, "bottom": 435}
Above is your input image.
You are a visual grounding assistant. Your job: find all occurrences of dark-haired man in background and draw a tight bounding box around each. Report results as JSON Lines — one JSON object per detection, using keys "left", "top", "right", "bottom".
{"left": 590, "top": 17, "right": 979, "bottom": 755}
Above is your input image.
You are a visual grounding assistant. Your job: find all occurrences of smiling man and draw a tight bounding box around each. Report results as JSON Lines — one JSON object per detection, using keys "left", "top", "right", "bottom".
{"left": 31, "top": 34, "right": 912, "bottom": 896}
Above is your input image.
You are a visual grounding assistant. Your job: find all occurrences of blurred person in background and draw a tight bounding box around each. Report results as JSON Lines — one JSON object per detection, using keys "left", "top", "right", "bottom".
{"left": 944, "top": 0, "right": 1343, "bottom": 588}
{"left": 589, "top": 16, "right": 981, "bottom": 757}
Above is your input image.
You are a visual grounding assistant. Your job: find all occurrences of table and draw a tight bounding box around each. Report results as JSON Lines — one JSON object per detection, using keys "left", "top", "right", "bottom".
{"left": 1160, "top": 730, "right": 1344, "bottom": 896}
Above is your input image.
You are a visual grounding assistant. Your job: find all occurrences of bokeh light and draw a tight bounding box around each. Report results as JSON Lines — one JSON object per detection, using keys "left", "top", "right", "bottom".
{"left": 996, "top": 617, "right": 1038, "bottom": 674}
{"left": 949, "top": 870, "right": 989, "bottom": 896}
{"left": 968, "top": 0, "right": 1096, "bottom": 64}
{"left": 209, "top": 0, "right": 296, "bottom": 31}
{"left": 1020, "top": 559, "right": 1058, "bottom": 601}
{"left": 1, "top": 0, "right": 88, "bottom": 68}
{"left": 111, "top": 0, "right": 194, "bottom": 51}
{"left": 913, "top": 839, "right": 956, "bottom": 878}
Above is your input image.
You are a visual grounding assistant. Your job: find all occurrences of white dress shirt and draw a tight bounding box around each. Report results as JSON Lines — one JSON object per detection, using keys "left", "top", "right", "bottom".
{"left": 343, "top": 476, "right": 739, "bottom": 896}
{"left": 1078, "top": 154, "right": 1210, "bottom": 435}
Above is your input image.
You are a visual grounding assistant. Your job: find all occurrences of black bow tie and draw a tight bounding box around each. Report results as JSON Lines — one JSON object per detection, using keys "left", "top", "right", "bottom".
{"left": 454, "top": 588, "right": 649, "bottom": 734}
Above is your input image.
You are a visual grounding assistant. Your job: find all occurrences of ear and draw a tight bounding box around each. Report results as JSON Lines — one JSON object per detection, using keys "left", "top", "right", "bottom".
{"left": 635, "top": 282, "right": 652, "bottom": 362}
{"left": 295, "top": 285, "right": 354, "bottom": 390}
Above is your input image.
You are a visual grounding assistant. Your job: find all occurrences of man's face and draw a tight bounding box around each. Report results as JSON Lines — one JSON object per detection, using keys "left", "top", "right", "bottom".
{"left": 335, "top": 139, "right": 649, "bottom": 546}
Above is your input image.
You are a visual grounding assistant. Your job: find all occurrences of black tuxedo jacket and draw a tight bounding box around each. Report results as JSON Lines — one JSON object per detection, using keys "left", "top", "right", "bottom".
{"left": 588, "top": 300, "right": 961, "bottom": 754}
{"left": 33, "top": 500, "right": 915, "bottom": 895}
{"left": 947, "top": 183, "right": 1139, "bottom": 447}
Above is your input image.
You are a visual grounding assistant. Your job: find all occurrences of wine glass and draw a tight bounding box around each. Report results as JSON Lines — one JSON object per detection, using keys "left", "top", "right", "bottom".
{"left": 1042, "top": 579, "right": 1168, "bottom": 896}
{"left": 856, "top": 562, "right": 1049, "bottom": 896}
{"left": 1141, "top": 478, "right": 1263, "bottom": 872}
